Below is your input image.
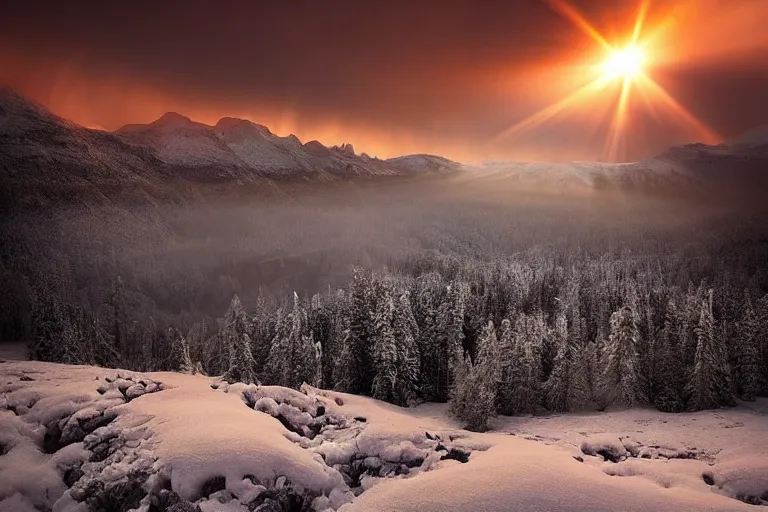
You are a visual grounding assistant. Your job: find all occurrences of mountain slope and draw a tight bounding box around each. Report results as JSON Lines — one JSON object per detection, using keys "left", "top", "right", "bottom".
{"left": 0, "top": 89, "right": 460, "bottom": 208}
{"left": 2, "top": 88, "right": 767, "bottom": 208}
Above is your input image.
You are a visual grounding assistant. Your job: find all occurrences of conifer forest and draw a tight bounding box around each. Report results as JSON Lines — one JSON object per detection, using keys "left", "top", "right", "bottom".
{"left": 4, "top": 179, "right": 767, "bottom": 432}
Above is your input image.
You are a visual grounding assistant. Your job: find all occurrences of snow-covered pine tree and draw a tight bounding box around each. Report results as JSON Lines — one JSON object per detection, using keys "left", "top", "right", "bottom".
{"left": 267, "top": 292, "right": 317, "bottom": 389}
{"left": 415, "top": 280, "right": 445, "bottom": 401}
{"left": 168, "top": 327, "right": 193, "bottom": 373}
{"left": 653, "top": 300, "right": 686, "bottom": 412}
{"left": 371, "top": 282, "right": 399, "bottom": 403}
{"left": 544, "top": 312, "right": 570, "bottom": 412}
{"left": 346, "top": 268, "right": 375, "bottom": 394}
{"left": 686, "top": 290, "right": 733, "bottom": 410}
{"left": 566, "top": 307, "right": 592, "bottom": 409}
{"left": 449, "top": 352, "right": 496, "bottom": 432}
{"left": 391, "top": 291, "right": 421, "bottom": 405}
{"left": 222, "top": 295, "right": 258, "bottom": 385}
{"left": 475, "top": 320, "right": 502, "bottom": 386}
{"left": 332, "top": 317, "right": 355, "bottom": 392}
{"left": 250, "top": 296, "right": 275, "bottom": 382}
{"left": 598, "top": 305, "right": 647, "bottom": 409}
{"left": 448, "top": 351, "right": 470, "bottom": 423}
{"left": 437, "top": 282, "right": 467, "bottom": 400}
{"left": 499, "top": 313, "right": 541, "bottom": 415}
{"left": 736, "top": 293, "right": 764, "bottom": 401}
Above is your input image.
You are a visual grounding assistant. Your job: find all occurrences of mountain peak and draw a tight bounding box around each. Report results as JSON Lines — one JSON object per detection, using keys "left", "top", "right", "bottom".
{"left": 304, "top": 140, "right": 328, "bottom": 152}
{"left": 153, "top": 112, "right": 194, "bottom": 127}
{"left": 216, "top": 117, "right": 273, "bottom": 137}
{"left": 332, "top": 143, "right": 355, "bottom": 155}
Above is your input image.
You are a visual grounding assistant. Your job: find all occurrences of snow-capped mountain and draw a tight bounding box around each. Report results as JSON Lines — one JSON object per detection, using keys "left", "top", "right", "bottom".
{"left": 0, "top": 89, "right": 460, "bottom": 207}
{"left": 117, "top": 112, "right": 406, "bottom": 179}
{"left": 1, "top": 87, "right": 767, "bottom": 208}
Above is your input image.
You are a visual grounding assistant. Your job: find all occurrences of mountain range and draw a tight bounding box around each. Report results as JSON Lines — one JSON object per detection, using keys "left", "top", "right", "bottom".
{"left": 1, "top": 87, "right": 767, "bottom": 208}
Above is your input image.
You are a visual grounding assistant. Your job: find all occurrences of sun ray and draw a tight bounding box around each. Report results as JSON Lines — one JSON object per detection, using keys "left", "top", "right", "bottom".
{"left": 636, "top": 73, "right": 720, "bottom": 144}
{"left": 631, "top": 0, "right": 651, "bottom": 44}
{"left": 492, "top": 74, "right": 614, "bottom": 142}
{"left": 544, "top": 0, "right": 613, "bottom": 51}
{"left": 493, "top": 0, "right": 718, "bottom": 160}
{"left": 604, "top": 75, "right": 634, "bottom": 160}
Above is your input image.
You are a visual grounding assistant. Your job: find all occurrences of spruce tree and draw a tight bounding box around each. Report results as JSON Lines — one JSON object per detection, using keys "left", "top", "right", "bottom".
{"left": 415, "top": 281, "right": 445, "bottom": 401}
{"left": 432, "top": 282, "right": 467, "bottom": 400}
{"left": 449, "top": 352, "right": 496, "bottom": 432}
{"left": 333, "top": 317, "right": 355, "bottom": 392}
{"left": 391, "top": 292, "right": 421, "bottom": 405}
{"left": 222, "top": 295, "right": 258, "bottom": 384}
{"left": 346, "top": 268, "right": 375, "bottom": 394}
{"left": 475, "top": 320, "right": 501, "bottom": 385}
{"left": 544, "top": 312, "right": 571, "bottom": 412}
{"left": 167, "top": 327, "right": 192, "bottom": 373}
{"left": 653, "top": 300, "right": 686, "bottom": 412}
{"left": 598, "top": 305, "right": 647, "bottom": 408}
{"left": 499, "top": 313, "right": 541, "bottom": 415}
{"left": 736, "top": 294, "right": 764, "bottom": 401}
{"left": 686, "top": 291, "right": 733, "bottom": 410}
{"left": 371, "top": 283, "right": 399, "bottom": 403}
{"left": 268, "top": 293, "right": 317, "bottom": 389}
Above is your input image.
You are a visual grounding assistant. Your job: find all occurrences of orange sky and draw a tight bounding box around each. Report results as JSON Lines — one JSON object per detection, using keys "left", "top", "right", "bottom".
{"left": 1, "top": 0, "right": 767, "bottom": 163}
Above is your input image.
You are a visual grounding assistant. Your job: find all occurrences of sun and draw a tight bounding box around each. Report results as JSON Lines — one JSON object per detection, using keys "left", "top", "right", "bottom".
{"left": 491, "top": 0, "right": 720, "bottom": 161}
{"left": 604, "top": 45, "right": 645, "bottom": 79}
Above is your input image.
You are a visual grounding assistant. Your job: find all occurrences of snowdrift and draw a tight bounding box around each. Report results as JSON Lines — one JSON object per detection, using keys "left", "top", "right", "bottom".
{"left": 1, "top": 359, "right": 766, "bottom": 511}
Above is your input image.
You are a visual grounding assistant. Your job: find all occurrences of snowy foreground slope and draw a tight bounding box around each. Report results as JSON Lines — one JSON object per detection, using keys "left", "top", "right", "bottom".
{"left": 1, "top": 358, "right": 766, "bottom": 512}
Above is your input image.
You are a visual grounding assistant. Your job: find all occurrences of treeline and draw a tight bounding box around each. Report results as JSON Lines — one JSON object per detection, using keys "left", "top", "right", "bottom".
{"left": 27, "top": 245, "right": 768, "bottom": 431}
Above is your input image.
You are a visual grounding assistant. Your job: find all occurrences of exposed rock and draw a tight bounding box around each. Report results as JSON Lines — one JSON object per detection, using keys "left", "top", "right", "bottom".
{"left": 580, "top": 435, "right": 628, "bottom": 463}
{"left": 125, "top": 383, "right": 146, "bottom": 401}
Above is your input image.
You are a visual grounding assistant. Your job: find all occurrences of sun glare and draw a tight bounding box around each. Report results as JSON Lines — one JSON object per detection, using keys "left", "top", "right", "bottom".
{"left": 493, "top": 0, "right": 719, "bottom": 160}
{"left": 604, "top": 46, "right": 645, "bottom": 79}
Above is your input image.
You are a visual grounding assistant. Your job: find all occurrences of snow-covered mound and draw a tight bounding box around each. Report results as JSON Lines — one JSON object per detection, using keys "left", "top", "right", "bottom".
{"left": 2, "top": 358, "right": 765, "bottom": 511}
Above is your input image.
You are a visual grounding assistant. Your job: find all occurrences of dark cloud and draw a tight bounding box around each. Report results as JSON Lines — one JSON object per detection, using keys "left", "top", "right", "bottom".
{"left": 1, "top": 0, "right": 766, "bottom": 161}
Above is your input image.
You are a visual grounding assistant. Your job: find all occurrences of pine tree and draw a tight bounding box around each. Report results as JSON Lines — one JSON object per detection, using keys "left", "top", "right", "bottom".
{"left": 598, "top": 305, "right": 647, "bottom": 408}
{"left": 267, "top": 293, "right": 318, "bottom": 389}
{"left": 371, "top": 283, "right": 399, "bottom": 403}
{"left": 544, "top": 312, "right": 570, "bottom": 412}
{"left": 653, "top": 300, "right": 686, "bottom": 412}
{"left": 499, "top": 313, "right": 542, "bottom": 415}
{"left": 567, "top": 311, "right": 593, "bottom": 409}
{"left": 475, "top": 320, "right": 502, "bottom": 385}
{"left": 169, "top": 327, "right": 194, "bottom": 373}
{"left": 333, "top": 317, "right": 355, "bottom": 392}
{"left": 222, "top": 295, "right": 258, "bottom": 384}
{"left": 370, "top": 281, "right": 421, "bottom": 405}
{"left": 345, "top": 268, "right": 375, "bottom": 394}
{"left": 686, "top": 291, "right": 733, "bottom": 410}
{"left": 415, "top": 280, "right": 445, "bottom": 401}
{"left": 391, "top": 292, "right": 421, "bottom": 405}
{"left": 449, "top": 352, "right": 496, "bottom": 432}
{"left": 250, "top": 297, "right": 275, "bottom": 382}
{"left": 736, "top": 294, "right": 764, "bottom": 401}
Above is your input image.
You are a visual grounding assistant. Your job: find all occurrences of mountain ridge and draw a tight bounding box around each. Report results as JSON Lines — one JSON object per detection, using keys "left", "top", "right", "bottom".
{"left": 0, "top": 89, "right": 463, "bottom": 209}
{"left": 1, "top": 88, "right": 767, "bottom": 208}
